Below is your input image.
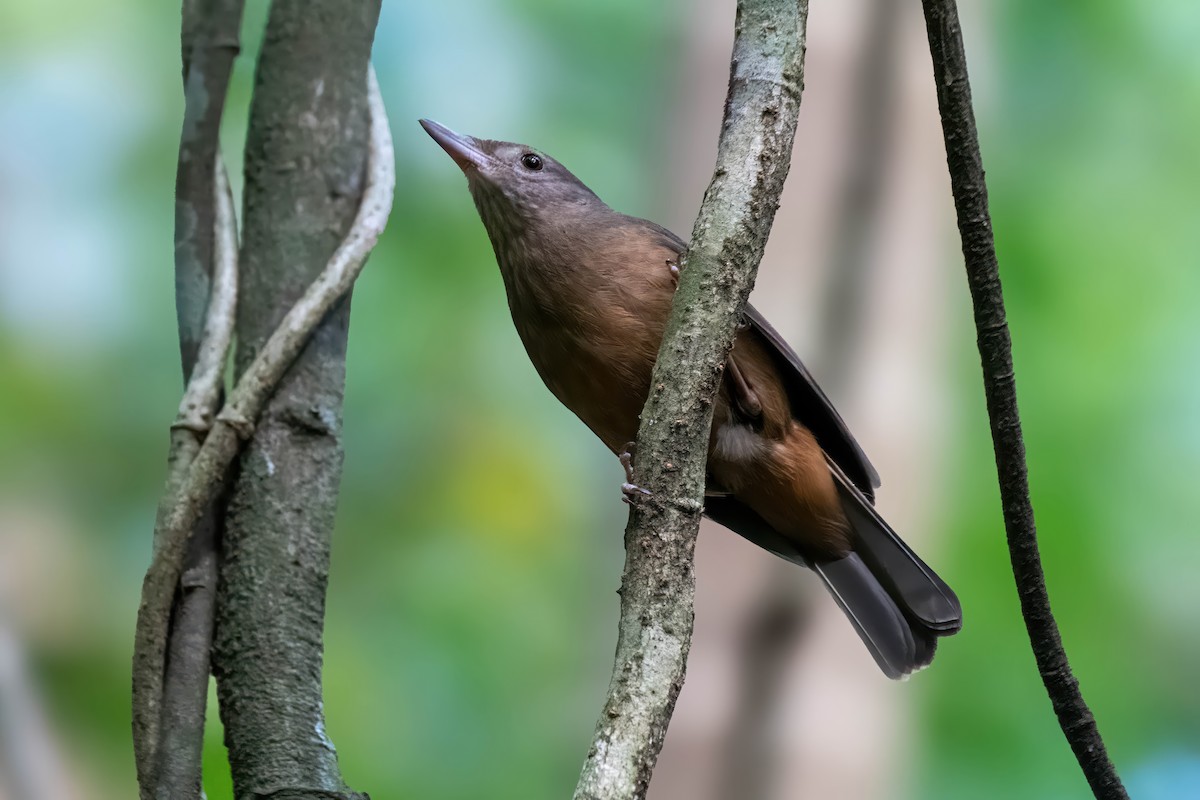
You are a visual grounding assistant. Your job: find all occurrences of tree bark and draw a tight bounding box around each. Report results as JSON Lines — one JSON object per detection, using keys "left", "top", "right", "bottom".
{"left": 133, "top": 2, "right": 244, "bottom": 792}
{"left": 175, "top": 0, "right": 245, "bottom": 374}
{"left": 920, "top": 2, "right": 1128, "bottom": 798}
{"left": 572, "top": 1, "right": 809, "bottom": 797}
{"left": 210, "top": 1, "right": 381, "bottom": 798}
{"left": 153, "top": 161, "right": 239, "bottom": 800}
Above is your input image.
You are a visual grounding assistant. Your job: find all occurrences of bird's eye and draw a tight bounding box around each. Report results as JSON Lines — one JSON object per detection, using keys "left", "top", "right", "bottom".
{"left": 520, "top": 153, "right": 543, "bottom": 171}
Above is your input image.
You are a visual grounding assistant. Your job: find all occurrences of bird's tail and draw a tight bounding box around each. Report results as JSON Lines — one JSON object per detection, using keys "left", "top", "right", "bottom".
{"left": 701, "top": 460, "right": 962, "bottom": 678}
{"left": 812, "top": 554, "right": 921, "bottom": 677}
{"left": 817, "top": 456, "right": 962, "bottom": 678}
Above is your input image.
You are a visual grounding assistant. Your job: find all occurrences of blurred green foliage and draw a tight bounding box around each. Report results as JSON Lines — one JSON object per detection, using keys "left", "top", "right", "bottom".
{"left": 0, "top": 0, "right": 1196, "bottom": 798}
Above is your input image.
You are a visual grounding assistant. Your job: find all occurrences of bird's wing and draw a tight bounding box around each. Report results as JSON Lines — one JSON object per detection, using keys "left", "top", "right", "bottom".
{"left": 647, "top": 219, "right": 880, "bottom": 498}
{"left": 742, "top": 303, "right": 881, "bottom": 499}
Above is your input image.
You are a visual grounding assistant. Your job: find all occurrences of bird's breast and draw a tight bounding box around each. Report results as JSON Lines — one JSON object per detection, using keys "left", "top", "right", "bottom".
{"left": 510, "top": 296, "right": 663, "bottom": 453}
{"left": 493, "top": 216, "right": 682, "bottom": 452}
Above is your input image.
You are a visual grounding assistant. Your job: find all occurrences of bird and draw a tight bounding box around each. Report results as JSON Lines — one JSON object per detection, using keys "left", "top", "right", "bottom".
{"left": 420, "top": 118, "right": 962, "bottom": 678}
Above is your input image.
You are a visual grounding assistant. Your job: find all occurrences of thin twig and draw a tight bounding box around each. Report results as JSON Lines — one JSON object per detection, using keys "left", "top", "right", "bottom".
{"left": 135, "top": 155, "right": 240, "bottom": 795}
{"left": 132, "top": 66, "right": 394, "bottom": 795}
{"left": 175, "top": 0, "right": 246, "bottom": 374}
{"left": 572, "top": 2, "right": 809, "bottom": 798}
{"left": 919, "top": 3, "right": 1128, "bottom": 799}
{"left": 151, "top": 158, "right": 239, "bottom": 800}
{"left": 175, "top": 160, "right": 239, "bottom": 435}
{"left": 137, "top": 0, "right": 247, "bottom": 790}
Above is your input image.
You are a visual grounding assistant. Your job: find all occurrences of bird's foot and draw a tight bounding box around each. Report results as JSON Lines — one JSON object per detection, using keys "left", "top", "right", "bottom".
{"left": 621, "top": 483, "right": 651, "bottom": 504}
{"left": 619, "top": 443, "right": 637, "bottom": 481}
{"left": 619, "top": 443, "right": 651, "bottom": 504}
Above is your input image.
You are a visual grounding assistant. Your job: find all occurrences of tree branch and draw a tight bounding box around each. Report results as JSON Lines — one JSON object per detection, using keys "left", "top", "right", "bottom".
{"left": 175, "top": 0, "right": 245, "bottom": 376}
{"left": 919, "top": 3, "right": 1129, "bottom": 799}
{"left": 134, "top": 2, "right": 248, "bottom": 793}
{"left": 136, "top": 88, "right": 241, "bottom": 799}
{"left": 152, "top": 158, "right": 239, "bottom": 800}
{"left": 175, "top": 158, "right": 240, "bottom": 435}
{"left": 131, "top": 65, "right": 393, "bottom": 798}
{"left": 210, "top": 1, "right": 383, "bottom": 796}
{"left": 572, "top": 1, "right": 809, "bottom": 797}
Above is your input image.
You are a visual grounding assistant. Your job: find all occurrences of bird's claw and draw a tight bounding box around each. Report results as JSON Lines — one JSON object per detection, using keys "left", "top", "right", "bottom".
{"left": 619, "top": 443, "right": 651, "bottom": 504}
{"left": 621, "top": 483, "right": 652, "bottom": 504}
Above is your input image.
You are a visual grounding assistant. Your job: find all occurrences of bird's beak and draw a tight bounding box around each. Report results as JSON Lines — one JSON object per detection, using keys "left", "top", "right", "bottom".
{"left": 419, "top": 119, "right": 487, "bottom": 172}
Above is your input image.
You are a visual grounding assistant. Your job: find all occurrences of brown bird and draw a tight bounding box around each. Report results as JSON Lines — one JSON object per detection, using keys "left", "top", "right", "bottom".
{"left": 421, "top": 119, "right": 962, "bottom": 678}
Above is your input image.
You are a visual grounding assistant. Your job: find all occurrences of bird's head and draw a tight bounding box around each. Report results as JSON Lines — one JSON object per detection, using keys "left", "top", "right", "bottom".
{"left": 419, "top": 119, "right": 604, "bottom": 247}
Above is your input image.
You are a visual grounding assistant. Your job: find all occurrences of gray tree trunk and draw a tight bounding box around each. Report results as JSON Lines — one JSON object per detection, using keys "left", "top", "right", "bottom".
{"left": 211, "top": 2, "right": 381, "bottom": 797}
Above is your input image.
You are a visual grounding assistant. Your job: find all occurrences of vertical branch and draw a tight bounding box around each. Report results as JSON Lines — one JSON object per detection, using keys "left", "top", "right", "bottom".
{"left": 153, "top": 161, "right": 240, "bottom": 800}
{"left": 133, "top": 81, "right": 393, "bottom": 799}
{"left": 176, "top": 0, "right": 246, "bottom": 374}
{"left": 134, "top": 75, "right": 392, "bottom": 800}
{"left": 572, "top": 1, "right": 809, "bottom": 798}
{"left": 133, "top": 0, "right": 245, "bottom": 791}
{"left": 211, "top": 1, "right": 382, "bottom": 797}
{"left": 919, "top": 3, "right": 1129, "bottom": 799}
{"left": 719, "top": 5, "right": 902, "bottom": 796}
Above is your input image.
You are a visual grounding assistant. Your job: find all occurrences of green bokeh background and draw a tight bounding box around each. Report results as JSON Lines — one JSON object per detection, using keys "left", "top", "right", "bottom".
{"left": 0, "top": 1, "right": 1197, "bottom": 798}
